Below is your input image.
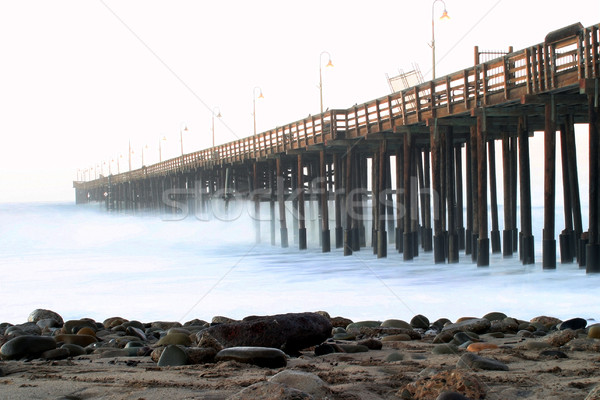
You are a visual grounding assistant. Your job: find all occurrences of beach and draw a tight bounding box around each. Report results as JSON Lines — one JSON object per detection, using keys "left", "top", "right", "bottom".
{"left": 1, "top": 309, "right": 600, "bottom": 400}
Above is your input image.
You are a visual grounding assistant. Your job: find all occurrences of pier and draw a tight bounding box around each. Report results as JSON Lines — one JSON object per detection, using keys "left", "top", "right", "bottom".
{"left": 74, "top": 22, "right": 600, "bottom": 272}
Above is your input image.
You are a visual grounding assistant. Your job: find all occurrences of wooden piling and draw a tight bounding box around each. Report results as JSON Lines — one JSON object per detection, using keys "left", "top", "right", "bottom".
{"left": 446, "top": 126, "right": 459, "bottom": 263}
{"left": 518, "top": 117, "right": 535, "bottom": 264}
{"left": 477, "top": 114, "right": 489, "bottom": 267}
{"left": 377, "top": 142, "right": 387, "bottom": 258}
{"left": 587, "top": 91, "right": 600, "bottom": 273}
{"left": 502, "top": 132, "right": 513, "bottom": 256}
{"left": 297, "top": 154, "right": 307, "bottom": 250}
{"left": 564, "top": 115, "right": 584, "bottom": 264}
{"left": 276, "top": 157, "right": 289, "bottom": 248}
{"left": 465, "top": 137, "right": 473, "bottom": 255}
{"left": 269, "top": 162, "right": 276, "bottom": 246}
{"left": 488, "top": 139, "right": 501, "bottom": 254}
{"left": 320, "top": 150, "right": 331, "bottom": 252}
{"left": 470, "top": 125, "right": 479, "bottom": 262}
{"left": 430, "top": 122, "right": 444, "bottom": 263}
{"left": 455, "top": 145, "right": 465, "bottom": 250}
{"left": 559, "top": 122, "right": 574, "bottom": 263}
{"left": 385, "top": 155, "right": 395, "bottom": 245}
{"left": 333, "top": 154, "right": 343, "bottom": 248}
{"left": 395, "top": 147, "right": 404, "bottom": 253}
{"left": 404, "top": 131, "right": 414, "bottom": 261}
{"left": 422, "top": 148, "right": 433, "bottom": 252}
{"left": 344, "top": 147, "right": 354, "bottom": 256}
{"left": 543, "top": 99, "right": 557, "bottom": 269}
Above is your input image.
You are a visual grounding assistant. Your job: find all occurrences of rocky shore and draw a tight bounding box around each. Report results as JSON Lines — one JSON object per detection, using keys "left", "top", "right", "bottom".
{"left": 1, "top": 309, "right": 600, "bottom": 399}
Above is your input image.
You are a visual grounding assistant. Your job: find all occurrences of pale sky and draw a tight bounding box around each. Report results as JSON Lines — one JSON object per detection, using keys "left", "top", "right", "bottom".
{"left": 0, "top": 0, "right": 597, "bottom": 203}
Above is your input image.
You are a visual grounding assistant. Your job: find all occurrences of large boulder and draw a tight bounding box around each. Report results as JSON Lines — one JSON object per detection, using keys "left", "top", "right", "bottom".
{"left": 197, "top": 312, "right": 331, "bottom": 355}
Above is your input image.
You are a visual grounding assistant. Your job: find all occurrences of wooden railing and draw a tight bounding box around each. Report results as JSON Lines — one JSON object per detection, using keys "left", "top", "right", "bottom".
{"left": 76, "top": 24, "right": 599, "bottom": 189}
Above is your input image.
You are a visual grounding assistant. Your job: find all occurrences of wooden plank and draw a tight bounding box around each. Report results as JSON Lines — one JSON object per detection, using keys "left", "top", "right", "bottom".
{"left": 593, "top": 25, "right": 599, "bottom": 77}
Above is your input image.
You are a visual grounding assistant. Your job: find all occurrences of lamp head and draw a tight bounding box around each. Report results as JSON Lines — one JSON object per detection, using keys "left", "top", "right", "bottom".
{"left": 217, "top": 111, "right": 222, "bottom": 118}
{"left": 258, "top": 90, "right": 264, "bottom": 99}
{"left": 326, "top": 59, "right": 333, "bottom": 68}
{"left": 440, "top": 9, "right": 450, "bottom": 20}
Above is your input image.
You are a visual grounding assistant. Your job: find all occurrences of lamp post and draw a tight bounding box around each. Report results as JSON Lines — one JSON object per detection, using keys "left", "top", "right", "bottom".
{"left": 159, "top": 136, "right": 167, "bottom": 162}
{"left": 253, "top": 86, "right": 264, "bottom": 136}
{"left": 431, "top": 0, "right": 450, "bottom": 80}
{"left": 180, "top": 123, "right": 188, "bottom": 157}
{"left": 319, "top": 51, "right": 334, "bottom": 114}
{"left": 212, "top": 107, "right": 222, "bottom": 148}
{"left": 128, "top": 140, "right": 133, "bottom": 172}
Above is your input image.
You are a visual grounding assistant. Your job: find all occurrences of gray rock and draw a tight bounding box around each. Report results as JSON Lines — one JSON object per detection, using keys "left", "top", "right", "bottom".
{"left": 186, "top": 347, "right": 217, "bottom": 364}
{"left": 410, "top": 314, "right": 430, "bottom": 329}
{"left": 28, "top": 309, "right": 64, "bottom": 326}
{"left": 36, "top": 318, "right": 61, "bottom": 330}
{"left": 381, "top": 319, "right": 412, "bottom": 329}
{"left": 6, "top": 322, "right": 41, "bottom": 336}
{"left": 227, "top": 381, "right": 313, "bottom": 400}
{"left": 0, "top": 335, "right": 56, "bottom": 360}
{"left": 215, "top": 346, "right": 287, "bottom": 368}
{"left": 125, "top": 326, "right": 147, "bottom": 341}
{"left": 332, "top": 332, "right": 355, "bottom": 340}
{"left": 558, "top": 317, "right": 587, "bottom": 331}
{"left": 157, "top": 344, "right": 188, "bottom": 367}
{"left": 442, "top": 318, "right": 491, "bottom": 335}
{"left": 483, "top": 312, "right": 508, "bottom": 322}
{"left": 62, "top": 319, "right": 97, "bottom": 334}
{"left": 457, "top": 352, "right": 509, "bottom": 371}
{"left": 61, "top": 344, "right": 86, "bottom": 357}
{"left": 41, "top": 348, "right": 70, "bottom": 360}
{"left": 385, "top": 352, "right": 404, "bottom": 362}
{"left": 269, "top": 370, "right": 330, "bottom": 398}
{"left": 150, "top": 321, "right": 182, "bottom": 330}
{"left": 432, "top": 344, "right": 459, "bottom": 355}
{"left": 198, "top": 312, "right": 331, "bottom": 355}
{"left": 453, "top": 332, "right": 476, "bottom": 345}
{"left": 357, "top": 338, "right": 382, "bottom": 350}
{"left": 346, "top": 320, "right": 381, "bottom": 330}
{"left": 212, "top": 316, "right": 237, "bottom": 325}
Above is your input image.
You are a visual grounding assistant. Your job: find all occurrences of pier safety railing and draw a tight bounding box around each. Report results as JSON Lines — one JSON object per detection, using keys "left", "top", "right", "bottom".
{"left": 77, "top": 24, "right": 599, "bottom": 188}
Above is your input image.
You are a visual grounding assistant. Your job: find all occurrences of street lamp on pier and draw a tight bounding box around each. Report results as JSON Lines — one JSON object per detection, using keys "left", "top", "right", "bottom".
{"left": 141, "top": 144, "right": 148, "bottom": 167}
{"left": 319, "top": 51, "right": 333, "bottom": 114}
{"left": 431, "top": 0, "right": 450, "bottom": 80}
{"left": 212, "top": 107, "right": 222, "bottom": 148}
{"left": 253, "top": 86, "right": 264, "bottom": 136}
{"left": 180, "top": 123, "right": 188, "bottom": 157}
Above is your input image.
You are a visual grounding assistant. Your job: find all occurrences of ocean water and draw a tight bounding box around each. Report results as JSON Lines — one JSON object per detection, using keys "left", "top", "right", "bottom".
{"left": 0, "top": 201, "right": 598, "bottom": 325}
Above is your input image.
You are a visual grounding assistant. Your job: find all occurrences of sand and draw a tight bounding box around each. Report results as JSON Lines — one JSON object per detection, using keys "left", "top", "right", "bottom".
{"left": 1, "top": 331, "right": 599, "bottom": 399}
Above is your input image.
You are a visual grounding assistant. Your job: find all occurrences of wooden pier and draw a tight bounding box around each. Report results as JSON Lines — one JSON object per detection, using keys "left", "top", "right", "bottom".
{"left": 74, "top": 22, "right": 600, "bottom": 272}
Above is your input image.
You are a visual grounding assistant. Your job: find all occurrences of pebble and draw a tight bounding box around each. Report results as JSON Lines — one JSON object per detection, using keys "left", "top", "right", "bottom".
{"left": 228, "top": 381, "right": 312, "bottom": 400}
{"left": 157, "top": 344, "right": 188, "bottom": 367}
{"left": 346, "top": 320, "right": 381, "bottom": 330}
{"left": 524, "top": 341, "right": 551, "bottom": 350}
{"left": 452, "top": 332, "right": 476, "bottom": 346}
{"left": 457, "top": 352, "right": 509, "bottom": 371}
{"left": 442, "top": 318, "right": 491, "bottom": 335}
{"left": 381, "top": 319, "right": 412, "bottom": 329}
{"left": 410, "top": 314, "right": 430, "bottom": 329}
{"left": 40, "top": 348, "right": 70, "bottom": 360}
{"left": 215, "top": 346, "right": 287, "bottom": 368}
{"left": 385, "top": 352, "right": 404, "bottom": 362}
{"left": 156, "top": 332, "right": 192, "bottom": 347}
{"left": 126, "top": 326, "right": 147, "bottom": 341}
{"left": 432, "top": 344, "right": 458, "bottom": 355}
{"left": 357, "top": 338, "right": 382, "bottom": 350}
{"left": 55, "top": 334, "right": 97, "bottom": 347}
{"left": 539, "top": 350, "right": 568, "bottom": 358}
{"left": 545, "top": 329, "right": 577, "bottom": 347}
{"left": 483, "top": 311, "right": 508, "bottom": 321}
{"left": 558, "top": 317, "right": 587, "bottom": 331}
{"left": 530, "top": 316, "right": 562, "bottom": 329}
{"left": 61, "top": 344, "right": 86, "bottom": 357}
{"left": 588, "top": 324, "right": 600, "bottom": 339}
{"left": 62, "top": 319, "right": 97, "bottom": 334}
{"left": 28, "top": 309, "right": 64, "bottom": 326}
{"left": 337, "top": 344, "right": 369, "bottom": 353}
{"left": 467, "top": 342, "right": 498, "bottom": 352}
{"left": 332, "top": 332, "right": 355, "bottom": 340}
{"left": 269, "top": 370, "right": 330, "bottom": 398}
{"left": 186, "top": 347, "right": 217, "bottom": 364}
{"left": 381, "top": 334, "right": 412, "bottom": 342}
{"left": 0, "top": 335, "right": 57, "bottom": 360}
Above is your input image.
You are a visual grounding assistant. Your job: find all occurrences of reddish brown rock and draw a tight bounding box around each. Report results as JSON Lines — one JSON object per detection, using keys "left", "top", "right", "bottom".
{"left": 401, "top": 370, "right": 486, "bottom": 400}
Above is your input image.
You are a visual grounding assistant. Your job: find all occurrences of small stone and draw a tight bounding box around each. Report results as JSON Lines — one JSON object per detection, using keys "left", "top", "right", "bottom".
{"left": 457, "top": 352, "right": 508, "bottom": 371}
{"left": 314, "top": 343, "right": 337, "bottom": 356}
{"left": 269, "top": 370, "right": 330, "bottom": 398}
{"left": 442, "top": 318, "right": 491, "bottom": 335}
{"left": 524, "top": 341, "right": 551, "bottom": 350}
{"left": 452, "top": 332, "right": 475, "bottom": 346}
{"left": 401, "top": 370, "right": 486, "bottom": 400}
{"left": 126, "top": 326, "right": 147, "bottom": 341}
{"left": 558, "top": 317, "right": 587, "bottom": 331}
{"left": 433, "top": 331, "right": 454, "bottom": 344}
{"left": 157, "top": 344, "right": 188, "bottom": 366}
{"left": 381, "top": 334, "right": 412, "bottom": 342}
{"left": 545, "top": 329, "right": 577, "bottom": 347}
{"left": 228, "top": 381, "right": 312, "bottom": 400}
{"left": 0, "top": 335, "right": 57, "bottom": 360}
{"left": 386, "top": 352, "right": 404, "bottom": 362}
{"left": 36, "top": 318, "right": 61, "bottom": 330}
{"left": 517, "top": 330, "right": 534, "bottom": 338}
{"left": 467, "top": 342, "right": 498, "bottom": 352}
{"left": 55, "top": 334, "right": 97, "bottom": 347}
{"left": 76, "top": 327, "right": 96, "bottom": 336}
{"left": 540, "top": 350, "right": 568, "bottom": 358}
{"left": 28, "top": 309, "right": 64, "bottom": 326}
{"left": 330, "top": 316, "right": 353, "bottom": 328}
{"left": 151, "top": 321, "right": 182, "bottom": 330}
{"left": 588, "top": 325, "right": 600, "bottom": 339}
{"left": 346, "top": 320, "right": 381, "bottom": 330}
{"left": 432, "top": 318, "right": 452, "bottom": 330}
{"left": 436, "top": 392, "right": 471, "bottom": 400}
{"left": 432, "top": 344, "right": 458, "bottom": 355}
{"left": 41, "top": 348, "right": 70, "bottom": 360}
{"left": 410, "top": 314, "right": 430, "bottom": 330}
{"left": 156, "top": 332, "right": 192, "bottom": 347}
{"left": 61, "top": 344, "right": 86, "bottom": 357}
{"left": 483, "top": 312, "right": 508, "bottom": 322}
{"left": 211, "top": 316, "right": 236, "bottom": 325}
{"left": 482, "top": 331, "right": 505, "bottom": 338}
{"left": 98, "top": 349, "right": 133, "bottom": 358}
{"left": 215, "top": 346, "right": 287, "bottom": 368}
{"left": 121, "top": 320, "right": 144, "bottom": 330}
{"left": 6, "top": 322, "right": 42, "bottom": 337}
{"left": 337, "top": 344, "right": 369, "bottom": 353}
{"left": 381, "top": 319, "right": 412, "bottom": 329}
{"left": 357, "top": 338, "right": 382, "bottom": 350}
{"left": 186, "top": 347, "right": 217, "bottom": 364}
{"left": 103, "top": 317, "right": 128, "bottom": 328}
{"left": 332, "top": 332, "right": 355, "bottom": 340}
{"left": 530, "top": 316, "right": 562, "bottom": 329}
